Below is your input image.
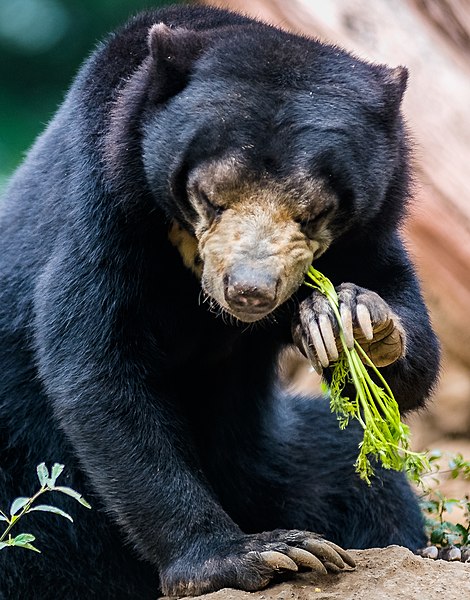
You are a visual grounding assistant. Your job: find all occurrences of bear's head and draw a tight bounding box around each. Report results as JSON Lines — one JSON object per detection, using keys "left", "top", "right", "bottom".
{"left": 137, "top": 22, "right": 408, "bottom": 323}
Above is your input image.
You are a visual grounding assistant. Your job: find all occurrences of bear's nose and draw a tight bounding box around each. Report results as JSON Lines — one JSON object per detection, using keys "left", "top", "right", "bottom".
{"left": 223, "top": 267, "right": 278, "bottom": 313}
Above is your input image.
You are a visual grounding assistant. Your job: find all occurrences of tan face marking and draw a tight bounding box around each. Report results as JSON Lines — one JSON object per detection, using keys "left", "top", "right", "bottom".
{"left": 171, "top": 158, "right": 337, "bottom": 322}
{"left": 168, "top": 221, "right": 202, "bottom": 277}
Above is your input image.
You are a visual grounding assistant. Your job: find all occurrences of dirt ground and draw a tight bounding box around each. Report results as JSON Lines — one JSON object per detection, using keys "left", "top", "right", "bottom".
{"left": 169, "top": 546, "right": 469, "bottom": 600}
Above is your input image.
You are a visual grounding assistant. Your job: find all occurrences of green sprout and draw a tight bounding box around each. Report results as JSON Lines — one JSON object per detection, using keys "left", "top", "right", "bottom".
{"left": 0, "top": 463, "right": 91, "bottom": 553}
{"left": 305, "top": 266, "right": 430, "bottom": 485}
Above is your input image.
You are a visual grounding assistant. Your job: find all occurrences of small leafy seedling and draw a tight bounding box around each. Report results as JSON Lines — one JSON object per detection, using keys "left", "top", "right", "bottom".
{"left": 418, "top": 450, "right": 470, "bottom": 550}
{"left": 0, "top": 463, "right": 91, "bottom": 553}
{"left": 305, "top": 266, "right": 430, "bottom": 484}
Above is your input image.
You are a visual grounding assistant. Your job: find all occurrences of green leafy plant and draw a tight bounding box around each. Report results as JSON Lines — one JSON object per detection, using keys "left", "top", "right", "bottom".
{"left": 0, "top": 463, "right": 91, "bottom": 553}
{"left": 418, "top": 450, "right": 470, "bottom": 550}
{"left": 304, "top": 266, "right": 430, "bottom": 484}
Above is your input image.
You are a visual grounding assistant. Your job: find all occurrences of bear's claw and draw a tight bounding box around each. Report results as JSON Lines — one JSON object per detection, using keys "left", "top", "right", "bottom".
{"left": 294, "top": 282, "right": 406, "bottom": 374}
{"left": 161, "top": 530, "right": 355, "bottom": 597}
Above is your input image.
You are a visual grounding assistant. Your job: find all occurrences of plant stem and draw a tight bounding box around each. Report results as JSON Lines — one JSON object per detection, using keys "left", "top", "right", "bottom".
{"left": 0, "top": 486, "right": 47, "bottom": 543}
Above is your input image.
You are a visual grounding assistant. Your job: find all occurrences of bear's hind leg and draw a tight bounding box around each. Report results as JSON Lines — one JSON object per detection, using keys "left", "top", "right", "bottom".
{"left": 209, "top": 393, "right": 427, "bottom": 553}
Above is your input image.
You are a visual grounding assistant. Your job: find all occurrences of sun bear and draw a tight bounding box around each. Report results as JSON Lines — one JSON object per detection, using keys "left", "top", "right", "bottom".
{"left": 0, "top": 4, "right": 440, "bottom": 599}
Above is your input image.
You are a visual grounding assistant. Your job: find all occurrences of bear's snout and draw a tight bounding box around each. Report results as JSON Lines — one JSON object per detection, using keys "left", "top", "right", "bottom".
{"left": 223, "top": 267, "right": 278, "bottom": 315}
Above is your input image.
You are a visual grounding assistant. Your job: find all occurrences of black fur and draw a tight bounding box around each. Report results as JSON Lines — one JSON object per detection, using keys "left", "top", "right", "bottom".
{"left": 0, "top": 4, "right": 440, "bottom": 598}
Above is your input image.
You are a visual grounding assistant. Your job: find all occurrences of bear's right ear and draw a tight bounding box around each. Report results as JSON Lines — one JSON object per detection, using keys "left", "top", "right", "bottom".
{"left": 377, "top": 65, "right": 409, "bottom": 122}
{"left": 147, "top": 23, "right": 208, "bottom": 103}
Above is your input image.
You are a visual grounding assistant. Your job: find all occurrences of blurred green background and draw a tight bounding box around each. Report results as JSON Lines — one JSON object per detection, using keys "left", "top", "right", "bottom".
{"left": 0, "top": 0, "right": 180, "bottom": 193}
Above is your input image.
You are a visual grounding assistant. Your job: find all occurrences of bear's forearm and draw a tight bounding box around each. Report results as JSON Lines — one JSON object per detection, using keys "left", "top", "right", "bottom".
{"left": 51, "top": 383, "right": 242, "bottom": 564}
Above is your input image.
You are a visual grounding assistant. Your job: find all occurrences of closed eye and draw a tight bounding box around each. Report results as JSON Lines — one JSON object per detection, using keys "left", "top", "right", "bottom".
{"left": 297, "top": 206, "right": 332, "bottom": 230}
{"left": 199, "top": 190, "right": 223, "bottom": 220}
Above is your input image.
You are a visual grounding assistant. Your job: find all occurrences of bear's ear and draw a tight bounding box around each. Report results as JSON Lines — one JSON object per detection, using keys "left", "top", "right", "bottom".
{"left": 379, "top": 65, "right": 409, "bottom": 121}
{"left": 147, "top": 23, "right": 208, "bottom": 103}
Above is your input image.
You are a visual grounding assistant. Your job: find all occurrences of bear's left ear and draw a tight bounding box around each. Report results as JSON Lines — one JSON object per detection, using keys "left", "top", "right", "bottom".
{"left": 378, "top": 65, "right": 409, "bottom": 121}
{"left": 147, "top": 23, "right": 208, "bottom": 103}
